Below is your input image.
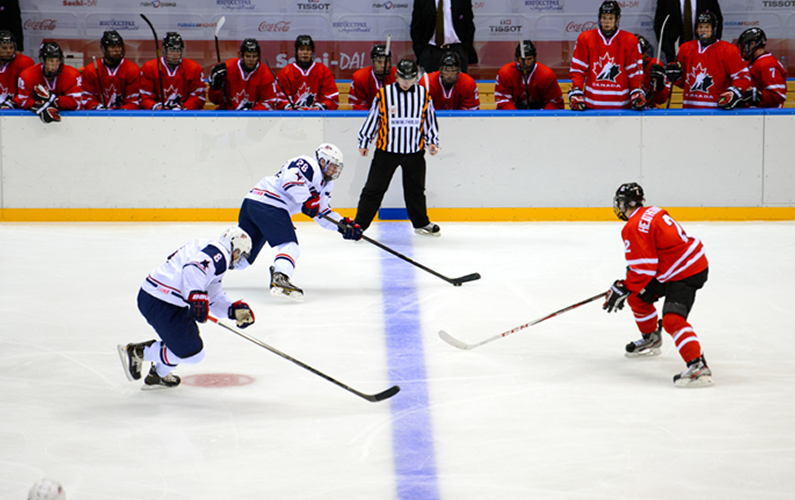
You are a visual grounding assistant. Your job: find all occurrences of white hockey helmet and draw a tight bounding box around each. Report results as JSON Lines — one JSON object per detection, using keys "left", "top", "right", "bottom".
{"left": 219, "top": 226, "right": 252, "bottom": 269}
{"left": 28, "top": 479, "right": 66, "bottom": 500}
{"left": 315, "top": 143, "right": 344, "bottom": 181}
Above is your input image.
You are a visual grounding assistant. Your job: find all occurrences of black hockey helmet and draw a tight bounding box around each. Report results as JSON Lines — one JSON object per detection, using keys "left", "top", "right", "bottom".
{"left": 39, "top": 41, "right": 63, "bottom": 62}
{"left": 0, "top": 30, "right": 16, "bottom": 49}
{"left": 598, "top": 0, "right": 621, "bottom": 36}
{"left": 370, "top": 44, "right": 392, "bottom": 80}
{"left": 240, "top": 38, "right": 261, "bottom": 55}
{"left": 515, "top": 39, "right": 537, "bottom": 59}
{"left": 162, "top": 32, "right": 184, "bottom": 51}
{"left": 295, "top": 34, "right": 314, "bottom": 52}
{"left": 395, "top": 58, "right": 419, "bottom": 80}
{"left": 439, "top": 51, "right": 461, "bottom": 70}
{"left": 738, "top": 27, "right": 766, "bottom": 61}
{"left": 613, "top": 183, "right": 645, "bottom": 221}
{"left": 371, "top": 43, "right": 390, "bottom": 60}
{"left": 101, "top": 30, "right": 125, "bottom": 65}
{"left": 696, "top": 11, "right": 719, "bottom": 45}
{"left": 635, "top": 34, "right": 651, "bottom": 57}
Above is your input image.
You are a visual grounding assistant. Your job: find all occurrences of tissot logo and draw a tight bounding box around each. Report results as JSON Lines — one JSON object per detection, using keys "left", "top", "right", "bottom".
{"left": 298, "top": 0, "right": 331, "bottom": 10}
{"left": 489, "top": 20, "right": 523, "bottom": 33}
{"left": 762, "top": 0, "right": 795, "bottom": 6}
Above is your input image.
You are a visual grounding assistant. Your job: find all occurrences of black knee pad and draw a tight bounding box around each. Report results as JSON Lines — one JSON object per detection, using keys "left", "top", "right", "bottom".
{"left": 662, "top": 301, "right": 690, "bottom": 319}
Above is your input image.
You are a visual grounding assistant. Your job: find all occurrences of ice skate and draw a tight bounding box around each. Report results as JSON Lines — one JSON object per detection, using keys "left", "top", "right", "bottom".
{"left": 414, "top": 222, "right": 441, "bottom": 237}
{"left": 625, "top": 320, "right": 663, "bottom": 358}
{"left": 117, "top": 339, "right": 155, "bottom": 381}
{"left": 142, "top": 365, "right": 181, "bottom": 390}
{"left": 270, "top": 266, "right": 304, "bottom": 300}
{"left": 673, "top": 355, "right": 713, "bottom": 388}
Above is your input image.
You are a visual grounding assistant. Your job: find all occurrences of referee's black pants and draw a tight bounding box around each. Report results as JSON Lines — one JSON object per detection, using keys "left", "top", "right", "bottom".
{"left": 354, "top": 149, "right": 431, "bottom": 231}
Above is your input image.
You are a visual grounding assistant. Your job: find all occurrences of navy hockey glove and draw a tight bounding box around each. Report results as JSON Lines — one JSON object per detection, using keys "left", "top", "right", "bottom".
{"left": 301, "top": 193, "right": 321, "bottom": 218}
{"left": 188, "top": 290, "right": 209, "bottom": 323}
{"left": 630, "top": 89, "right": 646, "bottom": 111}
{"left": 603, "top": 280, "right": 629, "bottom": 313}
{"left": 338, "top": 217, "right": 363, "bottom": 241}
{"left": 228, "top": 300, "right": 255, "bottom": 328}
{"left": 665, "top": 62, "right": 683, "bottom": 85}
{"left": 649, "top": 64, "right": 666, "bottom": 91}
{"left": 568, "top": 88, "right": 586, "bottom": 111}
{"left": 210, "top": 63, "right": 227, "bottom": 90}
{"left": 718, "top": 87, "right": 743, "bottom": 110}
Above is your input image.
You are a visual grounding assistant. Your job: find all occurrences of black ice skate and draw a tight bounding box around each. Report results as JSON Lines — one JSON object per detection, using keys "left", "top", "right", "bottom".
{"left": 269, "top": 266, "right": 304, "bottom": 300}
{"left": 625, "top": 320, "right": 663, "bottom": 358}
{"left": 414, "top": 222, "right": 441, "bottom": 237}
{"left": 142, "top": 365, "right": 181, "bottom": 390}
{"left": 117, "top": 340, "right": 155, "bottom": 381}
{"left": 673, "top": 355, "right": 713, "bottom": 388}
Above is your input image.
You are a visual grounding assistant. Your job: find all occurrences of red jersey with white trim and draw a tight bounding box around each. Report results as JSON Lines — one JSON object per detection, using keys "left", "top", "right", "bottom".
{"left": 495, "top": 61, "right": 563, "bottom": 110}
{"left": 674, "top": 40, "right": 750, "bottom": 109}
{"left": 348, "top": 66, "right": 396, "bottom": 110}
{"left": 641, "top": 56, "right": 671, "bottom": 108}
{"left": 570, "top": 29, "right": 643, "bottom": 109}
{"left": 746, "top": 53, "right": 786, "bottom": 109}
{"left": 419, "top": 70, "right": 480, "bottom": 110}
{"left": 275, "top": 61, "right": 339, "bottom": 110}
{"left": 0, "top": 53, "right": 34, "bottom": 108}
{"left": 207, "top": 59, "right": 279, "bottom": 110}
{"left": 621, "top": 206, "right": 708, "bottom": 293}
{"left": 81, "top": 58, "right": 141, "bottom": 110}
{"left": 140, "top": 57, "right": 206, "bottom": 110}
{"left": 15, "top": 64, "right": 82, "bottom": 110}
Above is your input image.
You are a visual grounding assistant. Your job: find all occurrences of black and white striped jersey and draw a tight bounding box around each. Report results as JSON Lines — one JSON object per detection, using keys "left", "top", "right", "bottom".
{"left": 357, "top": 82, "right": 439, "bottom": 154}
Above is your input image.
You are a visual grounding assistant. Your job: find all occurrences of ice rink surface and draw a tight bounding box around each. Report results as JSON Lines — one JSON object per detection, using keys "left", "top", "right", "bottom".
{"left": 1, "top": 220, "right": 794, "bottom": 500}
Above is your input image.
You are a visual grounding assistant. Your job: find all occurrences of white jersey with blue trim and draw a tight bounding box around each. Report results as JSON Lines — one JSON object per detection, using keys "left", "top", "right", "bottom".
{"left": 244, "top": 154, "right": 341, "bottom": 230}
{"left": 141, "top": 238, "right": 234, "bottom": 317}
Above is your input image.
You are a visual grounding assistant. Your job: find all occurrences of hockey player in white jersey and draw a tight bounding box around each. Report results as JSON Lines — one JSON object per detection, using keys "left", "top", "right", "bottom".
{"left": 117, "top": 226, "right": 255, "bottom": 390}
{"left": 236, "top": 143, "right": 363, "bottom": 300}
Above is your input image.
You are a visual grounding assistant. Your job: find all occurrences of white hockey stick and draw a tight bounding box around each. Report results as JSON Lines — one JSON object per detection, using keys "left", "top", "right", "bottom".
{"left": 657, "top": 14, "right": 670, "bottom": 62}
{"left": 439, "top": 292, "right": 607, "bottom": 350}
{"left": 385, "top": 33, "right": 391, "bottom": 58}
{"left": 214, "top": 16, "right": 226, "bottom": 62}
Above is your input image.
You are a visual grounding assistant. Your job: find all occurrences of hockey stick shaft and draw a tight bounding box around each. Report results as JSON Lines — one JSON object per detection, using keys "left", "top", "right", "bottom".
{"left": 265, "top": 58, "right": 297, "bottom": 110}
{"left": 656, "top": 14, "right": 670, "bottom": 63}
{"left": 207, "top": 316, "right": 400, "bottom": 402}
{"left": 320, "top": 214, "right": 480, "bottom": 286}
{"left": 214, "top": 16, "right": 226, "bottom": 63}
{"left": 140, "top": 14, "right": 165, "bottom": 106}
{"left": 92, "top": 56, "right": 107, "bottom": 108}
{"left": 439, "top": 291, "right": 608, "bottom": 350}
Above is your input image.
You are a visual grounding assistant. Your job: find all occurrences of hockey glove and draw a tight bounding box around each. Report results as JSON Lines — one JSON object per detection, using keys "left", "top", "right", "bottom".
{"left": 33, "top": 84, "right": 52, "bottom": 102}
{"left": 568, "top": 88, "right": 586, "bottom": 111}
{"left": 38, "top": 107, "right": 61, "bottom": 123}
{"left": 228, "top": 300, "right": 255, "bottom": 329}
{"left": 210, "top": 63, "right": 227, "bottom": 90}
{"left": 93, "top": 103, "right": 107, "bottom": 110}
{"left": 187, "top": 290, "right": 210, "bottom": 323}
{"left": 743, "top": 87, "right": 761, "bottom": 107}
{"left": 0, "top": 97, "right": 15, "bottom": 109}
{"left": 649, "top": 64, "right": 666, "bottom": 91}
{"left": 338, "top": 217, "right": 363, "bottom": 241}
{"left": 301, "top": 193, "right": 321, "bottom": 218}
{"left": 718, "top": 87, "right": 743, "bottom": 110}
{"left": 665, "top": 62, "right": 683, "bottom": 85}
{"left": 603, "top": 280, "right": 629, "bottom": 313}
{"left": 630, "top": 89, "right": 646, "bottom": 111}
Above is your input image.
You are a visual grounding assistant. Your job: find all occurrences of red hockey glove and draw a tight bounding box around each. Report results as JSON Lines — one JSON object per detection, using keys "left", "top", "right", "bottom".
{"left": 33, "top": 84, "right": 52, "bottom": 102}
{"left": 718, "top": 87, "right": 743, "bottom": 110}
{"left": 301, "top": 193, "right": 321, "bottom": 218}
{"left": 38, "top": 107, "right": 61, "bottom": 124}
{"left": 338, "top": 217, "right": 363, "bottom": 241}
{"left": 603, "top": 280, "right": 629, "bottom": 313}
{"left": 228, "top": 300, "right": 255, "bottom": 328}
{"left": 568, "top": 89, "right": 586, "bottom": 111}
{"left": 630, "top": 89, "right": 646, "bottom": 111}
{"left": 188, "top": 290, "right": 209, "bottom": 323}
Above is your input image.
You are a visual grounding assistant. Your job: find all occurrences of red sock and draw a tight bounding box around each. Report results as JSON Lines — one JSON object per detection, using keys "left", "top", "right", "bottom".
{"left": 662, "top": 313, "right": 701, "bottom": 363}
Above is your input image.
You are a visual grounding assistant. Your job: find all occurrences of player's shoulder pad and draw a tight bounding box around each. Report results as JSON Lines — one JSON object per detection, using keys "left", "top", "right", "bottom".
{"left": 290, "top": 155, "right": 318, "bottom": 182}
{"left": 201, "top": 244, "right": 228, "bottom": 276}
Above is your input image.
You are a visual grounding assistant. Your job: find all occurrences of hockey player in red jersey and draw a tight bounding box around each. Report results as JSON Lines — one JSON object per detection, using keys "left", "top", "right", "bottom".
{"left": 208, "top": 38, "right": 279, "bottom": 111}
{"left": 495, "top": 40, "right": 563, "bottom": 110}
{"left": 419, "top": 51, "right": 480, "bottom": 110}
{"left": 0, "top": 30, "right": 34, "bottom": 109}
{"left": 569, "top": 1, "right": 645, "bottom": 111}
{"left": 140, "top": 32, "right": 206, "bottom": 111}
{"left": 82, "top": 31, "right": 140, "bottom": 110}
{"left": 737, "top": 27, "right": 786, "bottom": 109}
{"left": 276, "top": 35, "right": 338, "bottom": 111}
{"left": 16, "top": 42, "right": 81, "bottom": 123}
{"left": 635, "top": 34, "right": 670, "bottom": 108}
{"left": 348, "top": 43, "right": 396, "bottom": 110}
{"left": 603, "top": 183, "right": 712, "bottom": 388}
{"left": 665, "top": 12, "right": 750, "bottom": 109}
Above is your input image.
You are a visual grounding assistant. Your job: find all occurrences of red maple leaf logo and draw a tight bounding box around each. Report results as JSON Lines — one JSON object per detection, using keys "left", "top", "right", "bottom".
{"left": 592, "top": 54, "right": 620, "bottom": 82}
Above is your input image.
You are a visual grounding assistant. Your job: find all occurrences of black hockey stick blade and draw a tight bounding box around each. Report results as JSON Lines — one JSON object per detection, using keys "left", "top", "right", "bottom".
{"left": 361, "top": 384, "right": 401, "bottom": 402}
{"left": 451, "top": 272, "right": 481, "bottom": 286}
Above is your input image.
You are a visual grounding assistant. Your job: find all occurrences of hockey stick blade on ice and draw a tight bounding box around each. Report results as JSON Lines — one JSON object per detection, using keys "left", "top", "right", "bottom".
{"left": 320, "top": 214, "right": 480, "bottom": 286}
{"left": 439, "top": 291, "right": 608, "bottom": 350}
{"left": 208, "top": 316, "right": 400, "bottom": 402}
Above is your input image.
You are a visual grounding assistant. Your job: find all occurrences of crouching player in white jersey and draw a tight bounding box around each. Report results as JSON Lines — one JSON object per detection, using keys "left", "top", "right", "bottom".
{"left": 118, "top": 227, "right": 255, "bottom": 390}
{"left": 603, "top": 183, "right": 713, "bottom": 387}
{"left": 236, "top": 143, "right": 363, "bottom": 300}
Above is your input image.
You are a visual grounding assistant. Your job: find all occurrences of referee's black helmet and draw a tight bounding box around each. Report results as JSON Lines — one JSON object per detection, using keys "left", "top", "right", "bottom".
{"left": 395, "top": 59, "right": 418, "bottom": 79}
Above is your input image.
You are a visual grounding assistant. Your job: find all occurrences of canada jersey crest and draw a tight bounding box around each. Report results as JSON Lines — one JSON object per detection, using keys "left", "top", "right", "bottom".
{"left": 687, "top": 63, "right": 714, "bottom": 93}
{"left": 593, "top": 54, "right": 621, "bottom": 82}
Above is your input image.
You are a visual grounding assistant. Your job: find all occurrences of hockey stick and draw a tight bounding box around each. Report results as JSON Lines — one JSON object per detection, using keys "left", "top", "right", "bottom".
{"left": 439, "top": 291, "right": 608, "bottom": 350}
{"left": 519, "top": 40, "right": 531, "bottom": 109}
{"left": 140, "top": 14, "right": 165, "bottom": 107}
{"left": 320, "top": 213, "right": 481, "bottom": 286}
{"left": 265, "top": 58, "right": 297, "bottom": 110}
{"left": 207, "top": 316, "right": 400, "bottom": 403}
{"left": 92, "top": 56, "right": 107, "bottom": 108}
{"left": 214, "top": 16, "right": 226, "bottom": 63}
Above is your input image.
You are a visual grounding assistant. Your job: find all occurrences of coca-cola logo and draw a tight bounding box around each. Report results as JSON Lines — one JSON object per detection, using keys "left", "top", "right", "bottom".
{"left": 566, "top": 21, "right": 598, "bottom": 33}
{"left": 24, "top": 19, "right": 58, "bottom": 31}
{"left": 258, "top": 20, "right": 291, "bottom": 32}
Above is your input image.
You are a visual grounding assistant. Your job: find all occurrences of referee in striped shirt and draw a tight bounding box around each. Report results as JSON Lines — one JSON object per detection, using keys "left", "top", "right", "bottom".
{"left": 354, "top": 58, "right": 442, "bottom": 236}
